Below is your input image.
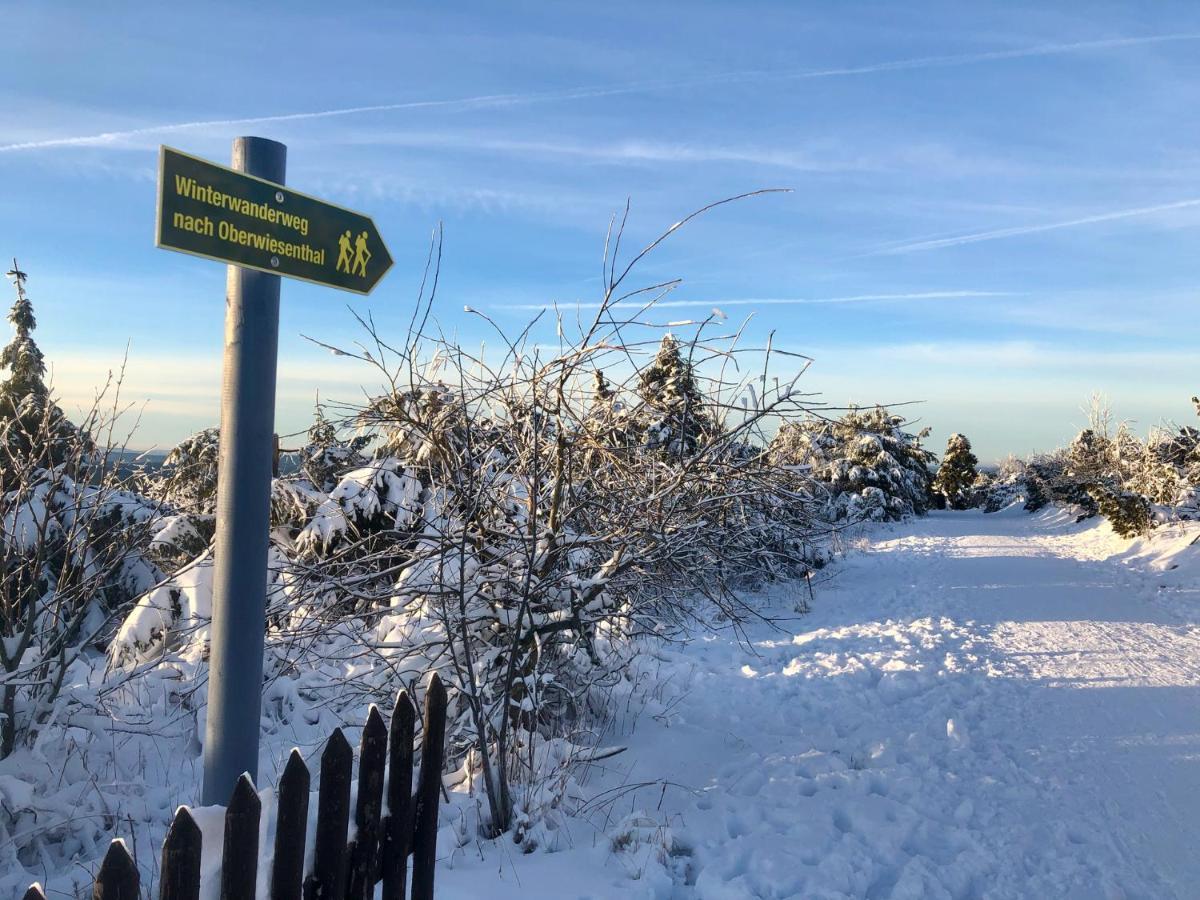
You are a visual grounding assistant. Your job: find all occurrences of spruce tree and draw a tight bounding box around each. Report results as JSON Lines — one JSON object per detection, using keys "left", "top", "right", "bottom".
{"left": 299, "top": 399, "right": 369, "bottom": 491}
{"left": 769, "top": 406, "right": 935, "bottom": 521}
{"left": 637, "top": 334, "right": 712, "bottom": 457}
{"left": 0, "top": 261, "right": 46, "bottom": 406}
{"left": 592, "top": 369, "right": 616, "bottom": 404}
{"left": 156, "top": 428, "right": 222, "bottom": 514}
{"left": 933, "top": 433, "right": 980, "bottom": 510}
{"left": 0, "top": 261, "right": 82, "bottom": 484}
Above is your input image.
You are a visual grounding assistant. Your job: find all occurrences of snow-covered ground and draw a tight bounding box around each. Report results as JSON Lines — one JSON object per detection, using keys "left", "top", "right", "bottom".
{"left": 438, "top": 509, "right": 1200, "bottom": 899}
{"left": 5, "top": 507, "right": 1197, "bottom": 898}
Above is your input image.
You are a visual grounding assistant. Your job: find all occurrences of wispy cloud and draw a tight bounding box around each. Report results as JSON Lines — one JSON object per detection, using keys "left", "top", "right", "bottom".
{"left": 807, "top": 339, "right": 1197, "bottom": 375}
{"left": 0, "top": 86, "right": 652, "bottom": 154}
{"left": 876, "top": 198, "right": 1200, "bottom": 254}
{"left": 792, "top": 33, "right": 1200, "bottom": 79}
{"left": 792, "top": 340, "right": 1195, "bottom": 379}
{"left": 4, "top": 32, "right": 1196, "bottom": 154}
{"left": 498, "top": 290, "right": 1012, "bottom": 312}
{"left": 328, "top": 132, "right": 874, "bottom": 172}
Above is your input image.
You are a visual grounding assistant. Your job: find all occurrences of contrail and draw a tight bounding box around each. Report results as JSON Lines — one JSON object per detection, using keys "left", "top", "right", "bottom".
{"left": 793, "top": 32, "right": 1200, "bottom": 78}
{"left": 879, "top": 198, "right": 1200, "bottom": 254}
{"left": 3, "top": 32, "right": 1196, "bottom": 154}
{"left": 500, "top": 290, "right": 1011, "bottom": 312}
{"left": 0, "top": 85, "right": 652, "bottom": 153}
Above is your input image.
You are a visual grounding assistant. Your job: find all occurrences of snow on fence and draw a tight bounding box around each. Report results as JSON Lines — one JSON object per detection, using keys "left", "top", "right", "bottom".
{"left": 23, "top": 673, "right": 448, "bottom": 900}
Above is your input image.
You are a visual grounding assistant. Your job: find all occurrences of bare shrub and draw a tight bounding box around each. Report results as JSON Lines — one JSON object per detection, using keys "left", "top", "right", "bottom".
{"left": 107, "top": 195, "right": 834, "bottom": 844}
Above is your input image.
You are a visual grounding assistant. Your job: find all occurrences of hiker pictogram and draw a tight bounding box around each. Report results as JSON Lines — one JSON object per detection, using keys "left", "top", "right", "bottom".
{"left": 335, "top": 230, "right": 353, "bottom": 273}
{"left": 352, "top": 230, "right": 372, "bottom": 277}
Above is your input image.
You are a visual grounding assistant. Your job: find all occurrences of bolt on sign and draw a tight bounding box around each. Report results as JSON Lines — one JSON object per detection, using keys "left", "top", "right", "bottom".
{"left": 156, "top": 146, "right": 392, "bottom": 294}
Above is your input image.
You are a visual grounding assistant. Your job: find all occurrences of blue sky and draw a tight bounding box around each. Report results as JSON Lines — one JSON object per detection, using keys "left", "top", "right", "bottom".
{"left": 4, "top": 1, "right": 1200, "bottom": 461}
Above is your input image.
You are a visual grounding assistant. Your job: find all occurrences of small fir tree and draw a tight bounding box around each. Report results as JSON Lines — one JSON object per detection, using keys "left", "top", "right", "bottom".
{"left": 299, "top": 399, "right": 370, "bottom": 491}
{"left": 0, "top": 261, "right": 85, "bottom": 486}
{"left": 1053, "top": 428, "right": 1116, "bottom": 515}
{"left": 155, "top": 428, "right": 222, "bottom": 514}
{"left": 0, "top": 261, "right": 46, "bottom": 404}
{"left": 933, "top": 433, "right": 980, "bottom": 510}
{"left": 1066, "top": 428, "right": 1114, "bottom": 485}
{"left": 769, "top": 406, "right": 936, "bottom": 522}
{"left": 637, "top": 334, "right": 713, "bottom": 457}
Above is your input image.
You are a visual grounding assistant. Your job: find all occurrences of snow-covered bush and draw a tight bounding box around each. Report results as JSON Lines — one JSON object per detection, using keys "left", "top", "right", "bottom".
{"left": 769, "top": 406, "right": 935, "bottom": 522}
{"left": 1017, "top": 415, "right": 1121, "bottom": 518}
{"left": 327, "top": 323, "right": 822, "bottom": 834}
{"left": 1019, "top": 448, "right": 1098, "bottom": 516}
{"left": 2, "top": 461, "right": 164, "bottom": 663}
{"left": 0, "top": 267, "right": 168, "bottom": 758}
{"left": 1087, "top": 485, "right": 1153, "bottom": 538}
{"left": 933, "top": 433, "right": 979, "bottom": 510}
{"left": 1119, "top": 423, "right": 1194, "bottom": 506}
{"left": 985, "top": 395, "right": 1200, "bottom": 532}
{"left": 982, "top": 456, "right": 1027, "bottom": 512}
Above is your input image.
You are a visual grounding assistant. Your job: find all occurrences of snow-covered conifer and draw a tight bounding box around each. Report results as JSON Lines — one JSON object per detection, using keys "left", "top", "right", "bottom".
{"left": 637, "top": 334, "right": 714, "bottom": 457}
{"left": 0, "top": 263, "right": 45, "bottom": 402}
{"left": 0, "top": 263, "right": 86, "bottom": 485}
{"left": 299, "top": 400, "right": 370, "bottom": 492}
{"left": 770, "top": 406, "right": 935, "bottom": 522}
{"left": 1087, "top": 485, "right": 1153, "bottom": 538}
{"left": 933, "top": 433, "right": 980, "bottom": 510}
{"left": 155, "top": 428, "right": 221, "bottom": 515}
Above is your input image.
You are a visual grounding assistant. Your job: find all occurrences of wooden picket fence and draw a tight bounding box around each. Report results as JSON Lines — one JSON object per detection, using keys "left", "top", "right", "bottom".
{"left": 24, "top": 673, "right": 448, "bottom": 900}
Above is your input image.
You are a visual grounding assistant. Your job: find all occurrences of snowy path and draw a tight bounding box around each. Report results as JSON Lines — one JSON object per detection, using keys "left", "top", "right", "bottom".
{"left": 439, "top": 510, "right": 1200, "bottom": 899}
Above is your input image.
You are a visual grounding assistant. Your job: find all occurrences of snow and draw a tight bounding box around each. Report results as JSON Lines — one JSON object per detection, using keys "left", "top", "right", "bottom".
{"left": 295, "top": 461, "right": 423, "bottom": 553}
{"left": 0, "top": 774, "right": 35, "bottom": 811}
{"left": 6, "top": 509, "right": 1200, "bottom": 897}
{"left": 434, "top": 510, "right": 1200, "bottom": 899}
{"left": 113, "top": 551, "right": 215, "bottom": 658}
{"left": 1, "top": 480, "right": 57, "bottom": 552}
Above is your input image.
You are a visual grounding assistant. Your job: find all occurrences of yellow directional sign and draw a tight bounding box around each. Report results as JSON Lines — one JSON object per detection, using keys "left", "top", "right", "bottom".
{"left": 156, "top": 146, "right": 392, "bottom": 294}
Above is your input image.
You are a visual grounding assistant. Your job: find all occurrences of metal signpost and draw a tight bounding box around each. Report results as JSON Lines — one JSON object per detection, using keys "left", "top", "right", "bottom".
{"left": 156, "top": 138, "right": 391, "bottom": 804}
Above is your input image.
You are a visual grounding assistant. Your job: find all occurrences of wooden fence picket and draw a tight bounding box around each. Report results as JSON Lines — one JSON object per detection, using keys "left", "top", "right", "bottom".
{"left": 346, "top": 705, "right": 388, "bottom": 899}
{"left": 411, "top": 674, "right": 448, "bottom": 900}
{"left": 221, "top": 774, "right": 262, "bottom": 899}
{"left": 381, "top": 690, "right": 416, "bottom": 900}
{"left": 93, "top": 840, "right": 140, "bottom": 900}
{"left": 160, "top": 807, "right": 202, "bottom": 900}
{"left": 270, "top": 749, "right": 310, "bottom": 900}
{"left": 304, "top": 728, "right": 352, "bottom": 900}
